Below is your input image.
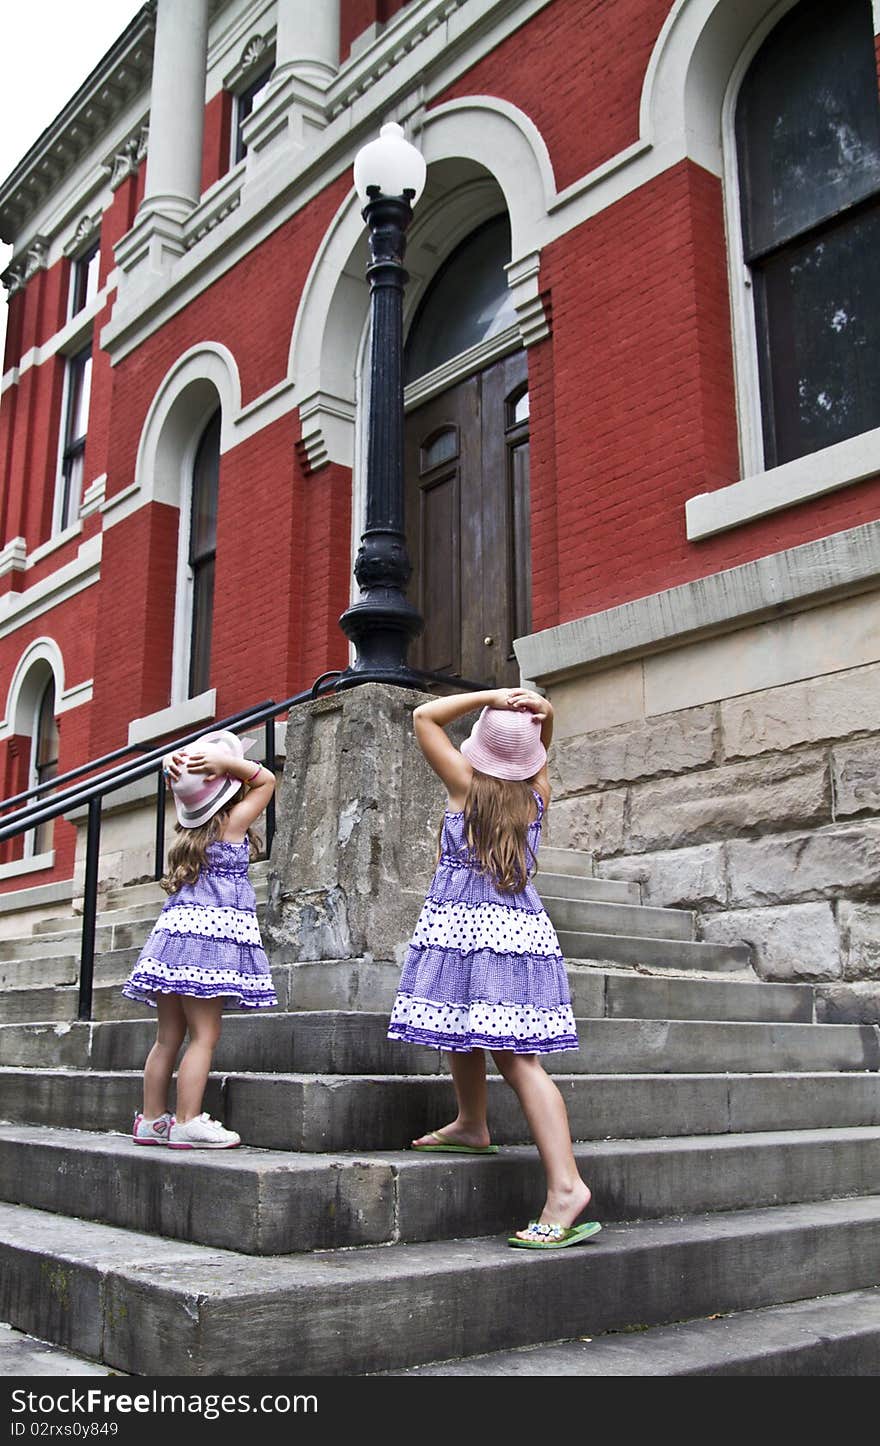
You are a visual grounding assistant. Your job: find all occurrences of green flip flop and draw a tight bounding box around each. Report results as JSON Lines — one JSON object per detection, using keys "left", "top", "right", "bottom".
{"left": 411, "top": 1131, "right": 499, "bottom": 1155}
{"left": 508, "top": 1220, "right": 603, "bottom": 1249}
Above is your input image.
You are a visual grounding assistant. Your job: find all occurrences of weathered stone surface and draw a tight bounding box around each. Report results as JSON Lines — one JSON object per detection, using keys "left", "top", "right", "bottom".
{"left": 596, "top": 844, "right": 728, "bottom": 909}
{"left": 543, "top": 789, "right": 626, "bottom": 856}
{"left": 550, "top": 706, "right": 717, "bottom": 796}
{"left": 699, "top": 904, "right": 840, "bottom": 982}
{"left": 266, "top": 685, "right": 462, "bottom": 960}
{"left": 722, "top": 661, "right": 880, "bottom": 760}
{"left": 727, "top": 824, "right": 880, "bottom": 906}
{"left": 832, "top": 738, "right": 880, "bottom": 818}
{"left": 838, "top": 902, "right": 880, "bottom": 980}
{"left": 627, "top": 751, "right": 829, "bottom": 852}
{"left": 815, "top": 982, "right": 880, "bottom": 1024}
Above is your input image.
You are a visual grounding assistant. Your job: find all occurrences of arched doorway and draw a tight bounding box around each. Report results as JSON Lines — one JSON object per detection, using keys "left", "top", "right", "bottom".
{"left": 30, "top": 675, "right": 59, "bottom": 857}
{"left": 403, "top": 214, "right": 529, "bottom": 686}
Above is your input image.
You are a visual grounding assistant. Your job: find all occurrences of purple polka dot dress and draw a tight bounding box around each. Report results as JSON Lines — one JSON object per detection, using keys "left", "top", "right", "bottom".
{"left": 388, "top": 792, "right": 578, "bottom": 1054}
{"left": 122, "top": 839, "right": 277, "bottom": 1010}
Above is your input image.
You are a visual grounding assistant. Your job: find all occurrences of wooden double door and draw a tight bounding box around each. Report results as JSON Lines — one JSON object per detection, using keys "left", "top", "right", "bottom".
{"left": 404, "top": 351, "right": 531, "bottom": 688}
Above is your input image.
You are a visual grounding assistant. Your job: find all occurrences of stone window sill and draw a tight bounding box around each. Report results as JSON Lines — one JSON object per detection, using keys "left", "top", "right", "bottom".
{"left": 0, "top": 850, "right": 55, "bottom": 881}
{"left": 127, "top": 690, "right": 217, "bottom": 747}
{"left": 686, "top": 427, "right": 880, "bottom": 540}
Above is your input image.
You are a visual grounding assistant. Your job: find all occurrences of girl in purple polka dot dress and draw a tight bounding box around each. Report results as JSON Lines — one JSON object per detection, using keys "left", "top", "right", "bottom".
{"left": 123, "top": 731, "right": 277, "bottom": 1150}
{"left": 388, "top": 688, "right": 600, "bottom": 1250}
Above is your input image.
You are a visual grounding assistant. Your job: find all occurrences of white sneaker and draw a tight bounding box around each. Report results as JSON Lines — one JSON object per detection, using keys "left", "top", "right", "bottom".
{"left": 132, "top": 1110, "right": 174, "bottom": 1146}
{"left": 168, "top": 1113, "right": 241, "bottom": 1149}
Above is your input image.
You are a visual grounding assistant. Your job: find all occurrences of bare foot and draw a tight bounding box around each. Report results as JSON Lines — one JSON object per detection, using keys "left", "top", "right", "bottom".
{"left": 412, "top": 1122, "right": 492, "bottom": 1150}
{"left": 515, "top": 1178, "right": 592, "bottom": 1240}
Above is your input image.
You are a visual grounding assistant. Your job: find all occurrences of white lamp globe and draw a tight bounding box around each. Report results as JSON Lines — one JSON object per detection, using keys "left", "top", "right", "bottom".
{"left": 353, "top": 122, "right": 427, "bottom": 207}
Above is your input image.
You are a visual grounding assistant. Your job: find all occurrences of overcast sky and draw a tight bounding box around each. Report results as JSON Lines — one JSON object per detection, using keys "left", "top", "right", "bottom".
{"left": 0, "top": 1, "right": 146, "bottom": 356}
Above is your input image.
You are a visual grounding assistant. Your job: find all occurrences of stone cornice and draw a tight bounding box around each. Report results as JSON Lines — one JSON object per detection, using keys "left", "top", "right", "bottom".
{"left": 0, "top": 5, "right": 157, "bottom": 244}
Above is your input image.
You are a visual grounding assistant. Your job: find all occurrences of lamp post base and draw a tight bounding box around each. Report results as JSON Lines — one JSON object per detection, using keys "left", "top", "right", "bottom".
{"left": 337, "top": 587, "right": 424, "bottom": 690}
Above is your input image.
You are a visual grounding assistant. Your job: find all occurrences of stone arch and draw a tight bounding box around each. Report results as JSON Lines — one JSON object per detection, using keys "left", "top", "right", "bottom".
{"left": 0, "top": 637, "right": 65, "bottom": 743}
{"left": 134, "top": 342, "right": 241, "bottom": 510}
{"left": 289, "top": 97, "right": 556, "bottom": 470}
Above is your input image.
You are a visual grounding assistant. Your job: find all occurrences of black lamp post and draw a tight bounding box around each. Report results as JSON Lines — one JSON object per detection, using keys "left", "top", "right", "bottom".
{"left": 337, "top": 123, "right": 427, "bottom": 689}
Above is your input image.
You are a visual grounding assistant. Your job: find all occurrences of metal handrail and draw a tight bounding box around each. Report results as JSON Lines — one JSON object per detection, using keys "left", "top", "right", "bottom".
{"left": 0, "top": 663, "right": 486, "bottom": 1020}
{"left": 0, "top": 674, "right": 345, "bottom": 1020}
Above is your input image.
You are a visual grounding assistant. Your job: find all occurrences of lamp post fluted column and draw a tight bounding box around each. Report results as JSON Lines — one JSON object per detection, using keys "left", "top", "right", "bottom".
{"left": 337, "top": 127, "right": 425, "bottom": 687}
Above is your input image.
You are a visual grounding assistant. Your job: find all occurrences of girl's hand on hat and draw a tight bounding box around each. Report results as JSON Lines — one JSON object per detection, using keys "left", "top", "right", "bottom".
{"left": 505, "top": 688, "right": 551, "bottom": 718}
{"left": 182, "top": 746, "right": 224, "bottom": 780}
{"left": 162, "top": 752, "right": 187, "bottom": 784}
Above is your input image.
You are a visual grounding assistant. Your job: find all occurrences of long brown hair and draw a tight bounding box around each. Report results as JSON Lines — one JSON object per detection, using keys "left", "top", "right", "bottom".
{"left": 440, "top": 769, "right": 541, "bottom": 893}
{"left": 162, "top": 788, "right": 262, "bottom": 894}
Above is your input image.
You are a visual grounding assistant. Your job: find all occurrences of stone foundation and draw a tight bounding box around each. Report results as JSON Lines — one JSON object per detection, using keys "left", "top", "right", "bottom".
{"left": 524, "top": 578, "right": 880, "bottom": 1018}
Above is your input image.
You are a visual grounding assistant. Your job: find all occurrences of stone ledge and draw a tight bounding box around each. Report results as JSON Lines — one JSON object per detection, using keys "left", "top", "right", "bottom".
{"left": 515, "top": 521, "right": 880, "bottom": 683}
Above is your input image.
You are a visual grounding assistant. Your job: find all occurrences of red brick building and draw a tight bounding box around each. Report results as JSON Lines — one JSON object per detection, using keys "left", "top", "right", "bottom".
{"left": 2, "top": 0, "right": 880, "bottom": 991}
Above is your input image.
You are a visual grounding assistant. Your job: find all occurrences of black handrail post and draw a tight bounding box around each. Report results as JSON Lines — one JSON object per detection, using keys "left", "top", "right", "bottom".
{"left": 77, "top": 796, "right": 102, "bottom": 1022}
{"left": 154, "top": 768, "right": 166, "bottom": 881}
{"left": 264, "top": 717, "right": 277, "bottom": 857}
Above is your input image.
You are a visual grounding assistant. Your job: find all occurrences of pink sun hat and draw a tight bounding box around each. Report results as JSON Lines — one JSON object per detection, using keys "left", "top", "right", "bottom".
{"left": 165, "top": 730, "right": 257, "bottom": 829}
{"left": 459, "top": 706, "right": 547, "bottom": 781}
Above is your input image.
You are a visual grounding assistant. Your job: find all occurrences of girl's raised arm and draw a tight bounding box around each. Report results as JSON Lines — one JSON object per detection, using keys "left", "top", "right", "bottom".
{"left": 413, "top": 687, "right": 514, "bottom": 795}
{"left": 184, "top": 746, "right": 275, "bottom": 840}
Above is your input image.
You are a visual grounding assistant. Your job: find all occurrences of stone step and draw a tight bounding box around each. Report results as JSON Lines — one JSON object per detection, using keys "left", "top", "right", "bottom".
{"left": 558, "top": 929, "right": 752, "bottom": 973}
{"left": 536, "top": 871, "right": 639, "bottom": 904}
{"left": 537, "top": 846, "right": 595, "bottom": 877}
{"left": 3, "top": 1068, "right": 879, "bottom": 1150}
{"left": 0, "top": 1321, "right": 119, "bottom": 1377}
{"left": 29, "top": 894, "right": 269, "bottom": 942}
{"left": 543, "top": 895, "right": 694, "bottom": 941}
{"left": 391, "top": 1287, "right": 880, "bottom": 1376}
{"left": 2, "top": 1196, "right": 879, "bottom": 1375}
{"left": 0, "top": 1124, "right": 877, "bottom": 1256}
{"left": 2, "top": 1013, "right": 876, "bottom": 1076}
{"left": 0, "top": 963, "right": 816, "bottom": 1027}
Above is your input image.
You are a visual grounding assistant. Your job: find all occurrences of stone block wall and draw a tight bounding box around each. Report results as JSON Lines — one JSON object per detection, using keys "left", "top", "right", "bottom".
{"left": 544, "top": 651, "right": 880, "bottom": 1018}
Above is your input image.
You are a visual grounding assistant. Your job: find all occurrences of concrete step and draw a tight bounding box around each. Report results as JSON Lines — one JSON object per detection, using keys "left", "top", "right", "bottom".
{"left": 391, "top": 1287, "right": 880, "bottom": 1376}
{"left": 2, "top": 1013, "right": 876, "bottom": 1076}
{"left": 559, "top": 929, "right": 752, "bottom": 973}
{"left": 1, "top": 1124, "right": 878, "bottom": 1255}
{"left": 536, "top": 871, "right": 639, "bottom": 904}
{"left": 538, "top": 846, "right": 595, "bottom": 877}
{"left": 543, "top": 896, "right": 694, "bottom": 941}
{"left": 0, "top": 962, "right": 816, "bottom": 1027}
{"left": 3, "top": 1068, "right": 880, "bottom": 1150}
{"left": 2, "top": 1196, "right": 880, "bottom": 1375}
{"left": 0, "top": 1321, "right": 120, "bottom": 1377}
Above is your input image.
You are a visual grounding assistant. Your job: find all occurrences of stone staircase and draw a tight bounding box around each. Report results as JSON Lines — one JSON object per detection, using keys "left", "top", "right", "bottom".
{"left": 0, "top": 848, "right": 879, "bottom": 1375}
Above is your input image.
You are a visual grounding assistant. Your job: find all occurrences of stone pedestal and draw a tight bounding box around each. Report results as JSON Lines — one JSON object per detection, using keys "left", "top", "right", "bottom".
{"left": 265, "top": 683, "right": 465, "bottom": 964}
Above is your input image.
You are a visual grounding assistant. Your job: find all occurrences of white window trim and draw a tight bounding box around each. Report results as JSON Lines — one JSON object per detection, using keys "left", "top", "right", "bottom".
{"left": 52, "top": 344, "right": 92, "bottom": 538}
{"left": 0, "top": 850, "right": 55, "bottom": 880}
{"left": 688, "top": 0, "right": 880, "bottom": 540}
{"left": 170, "top": 404, "right": 219, "bottom": 705}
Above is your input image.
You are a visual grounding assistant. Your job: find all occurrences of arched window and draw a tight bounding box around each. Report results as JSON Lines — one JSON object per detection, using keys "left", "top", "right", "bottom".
{"left": 736, "top": 0, "right": 880, "bottom": 468}
{"left": 187, "top": 411, "right": 220, "bottom": 697}
{"left": 31, "top": 677, "right": 59, "bottom": 857}
{"left": 404, "top": 215, "right": 516, "bottom": 383}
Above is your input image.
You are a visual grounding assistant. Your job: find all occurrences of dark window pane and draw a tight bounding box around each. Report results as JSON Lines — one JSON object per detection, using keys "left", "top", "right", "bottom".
{"left": 737, "top": 0, "right": 880, "bottom": 258}
{"left": 189, "top": 558, "right": 215, "bottom": 698}
{"left": 71, "top": 243, "right": 100, "bottom": 316}
{"left": 189, "top": 412, "right": 220, "bottom": 563}
{"left": 755, "top": 204, "right": 880, "bottom": 465}
{"left": 508, "top": 437, "right": 531, "bottom": 654}
{"left": 33, "top": 679, "right": 58, "bottom": 855}
{"left": 233, "top": 66, "right": 273, "bottom": 163}
{"left": 67, "top": 352, "right": 92, "bottom": 445}
{"left": 420, "top": 428, "right": 458, "bottom": 471}
{"left": 405, "top": 215, "right": 516, "bottom": 382}
{"left": 60, "top": 448, "right": 84, "bottom": 530}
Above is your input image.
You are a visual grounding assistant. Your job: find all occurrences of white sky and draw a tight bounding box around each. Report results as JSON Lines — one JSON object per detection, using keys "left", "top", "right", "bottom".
{"left": 0, "top": 1, "right": 146, "bottom": 357}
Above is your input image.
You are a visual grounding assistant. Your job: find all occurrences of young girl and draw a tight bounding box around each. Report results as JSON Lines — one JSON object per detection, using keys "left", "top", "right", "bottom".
{"left": 122, "top": 729, "right": 276, "bottom": 1149}
{"left": 388, "top": 688, "right": 600, "bottom": 1249}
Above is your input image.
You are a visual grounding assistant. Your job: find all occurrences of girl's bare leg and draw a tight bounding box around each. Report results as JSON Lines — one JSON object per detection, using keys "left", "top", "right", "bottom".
{"left": 412, "top": 1048, "right": 491, "bottom": 1149}
{"left": 175, "top": 996, "right": 225, "bottom": 1123}
{"left": 492, "top": 1050, "right": 591, "bottom": 1230}
{"left": 142, "top": 993, "right": 186, "bottom": 1118}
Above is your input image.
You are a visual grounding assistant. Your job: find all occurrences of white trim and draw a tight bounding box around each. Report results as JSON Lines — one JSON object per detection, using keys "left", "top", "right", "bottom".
{"left": 127, "top": 689, "right": 217, "bottom": 747}
{"left": 403, "top": 326, "right": 521, "bottom": 411}
{"left": 0, "top": 851, "right": 55, "bottom": 881}
{"left": 4, "top": 283, "right": 111, "bottom": 393}
{"left": 0, "top": 538, "right": 27, "bottom": 578}
{"left": 0, "top": 636, "right": 65, "bottom": 743}
{"left": 57, "top": 678, "right": 93, "bottom": 715}
{"left": 0, "top": 534, "right": 101, "bottom": 641}
{"left": 687, "top": 427, "right": 880, "bottom": 540}
{"left": 79, "top": 473, "right": 107, "bottom": 519}
{"left": 26, "top": 522, "right": 82, "bottom": 569}
{"left": 0, "top": 875, "right": 73, "bottom": 914}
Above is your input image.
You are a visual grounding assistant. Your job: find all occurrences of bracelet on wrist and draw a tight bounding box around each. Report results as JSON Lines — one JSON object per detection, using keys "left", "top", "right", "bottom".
{"left": 247, "top": 762, "right": 264, "bottom": 785}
